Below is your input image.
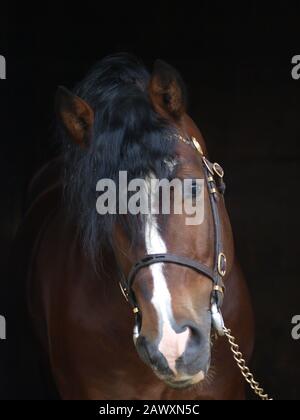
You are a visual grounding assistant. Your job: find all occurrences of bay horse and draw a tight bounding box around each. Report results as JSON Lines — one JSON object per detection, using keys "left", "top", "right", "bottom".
{"left": 21, "top": 54, "right": 254, "bottom": 399}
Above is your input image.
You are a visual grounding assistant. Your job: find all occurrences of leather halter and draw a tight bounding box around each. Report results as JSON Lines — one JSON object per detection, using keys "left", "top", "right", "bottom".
{"left": 118, "top": 135, "right": 228, "bottom": 336}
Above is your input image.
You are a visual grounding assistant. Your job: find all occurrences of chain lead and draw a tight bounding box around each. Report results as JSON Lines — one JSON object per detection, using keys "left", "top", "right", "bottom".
{"left": 223, "top": 327, "right": 273, "bottom": 401}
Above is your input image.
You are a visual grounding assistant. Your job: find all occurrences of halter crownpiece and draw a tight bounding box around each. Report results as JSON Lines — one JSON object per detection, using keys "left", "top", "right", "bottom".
{"left": 118, "top": 134, "right": 227, "bottom": 336}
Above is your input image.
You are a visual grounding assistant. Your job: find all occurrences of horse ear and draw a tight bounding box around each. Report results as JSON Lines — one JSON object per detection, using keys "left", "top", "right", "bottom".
{"left": 149, "top": 60, "right": 187, "bottom": 120}
{"left": 55, "top": 86, "right": 94, "bottom": 148}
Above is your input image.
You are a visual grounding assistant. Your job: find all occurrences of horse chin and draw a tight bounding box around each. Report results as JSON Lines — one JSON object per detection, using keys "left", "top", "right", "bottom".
{"left": 155, "top": 370, "right": 207, "bottom": 390}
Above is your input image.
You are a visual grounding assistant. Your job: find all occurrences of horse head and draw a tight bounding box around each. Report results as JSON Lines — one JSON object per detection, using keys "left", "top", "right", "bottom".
{"left": 56, "top": 54, "right": 234, "bottom": 389}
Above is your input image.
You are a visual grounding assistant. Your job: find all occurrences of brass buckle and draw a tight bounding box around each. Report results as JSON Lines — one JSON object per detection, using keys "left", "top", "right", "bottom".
{"left": 213, "top": 163, "right": 224, "bottom": 178}
{"left": 213, "top": 285, "right": 224, "bottom": 295}
{"left": 218, "top": 253, "right": 227, "bottom": 277}
{"left": 191, "top": 137, "right": 204, "bottom": 155}
{"left": 119, "top": 282, "right": 129, "bottom": 302}
{"left": 202, "top": 156, "right": 214, "bottom": 175}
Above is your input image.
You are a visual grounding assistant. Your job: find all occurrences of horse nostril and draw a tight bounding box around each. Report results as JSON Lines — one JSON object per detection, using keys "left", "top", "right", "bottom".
{"left": 135, "top": 336, "right": 173, "bottom": 376}
{"left": 190, "top": 326, "right": 202, "bottom": 345}
{"left": 178, "top": 324, "right": 209, "bottom": 368}
{"left": 135, "top": 336, "right": 152, "bottom": 365}
{"left": 180, "top": 324, "right": 201, "bottom": 346}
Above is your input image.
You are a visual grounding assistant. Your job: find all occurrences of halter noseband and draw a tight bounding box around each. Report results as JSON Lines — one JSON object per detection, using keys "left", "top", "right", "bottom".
{"left": 118, "top": 135, "right": 227, "bottom": 336}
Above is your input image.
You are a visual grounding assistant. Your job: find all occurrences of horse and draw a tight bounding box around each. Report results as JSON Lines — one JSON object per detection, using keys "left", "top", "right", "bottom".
{"left": 19, "top": 53, "right": 254, "bottom": 400}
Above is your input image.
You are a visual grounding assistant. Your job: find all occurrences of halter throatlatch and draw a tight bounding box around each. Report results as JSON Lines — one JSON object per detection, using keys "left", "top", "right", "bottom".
{"left": 118, "top": 135, "right": 227, "bottom": 336}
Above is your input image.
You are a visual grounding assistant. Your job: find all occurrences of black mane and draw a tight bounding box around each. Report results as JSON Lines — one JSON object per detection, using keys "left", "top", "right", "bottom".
{"left": 60, "top": 53, "right": 178, "bottom": 265}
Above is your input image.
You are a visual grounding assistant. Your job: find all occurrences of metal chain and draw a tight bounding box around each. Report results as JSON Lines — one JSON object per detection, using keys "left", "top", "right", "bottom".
{"left": 223, "top": 327, "right": 273, "bottom": 401}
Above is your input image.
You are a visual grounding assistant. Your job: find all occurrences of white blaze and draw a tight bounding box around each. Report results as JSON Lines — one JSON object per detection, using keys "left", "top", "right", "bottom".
{"left": 145, "top": 178, "right": 189, "bottom": 374}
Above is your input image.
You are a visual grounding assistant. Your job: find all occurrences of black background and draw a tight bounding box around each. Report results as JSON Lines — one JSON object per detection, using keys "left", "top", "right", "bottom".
{"left": 0, "top": 2, "right": 300, "bottom": 400}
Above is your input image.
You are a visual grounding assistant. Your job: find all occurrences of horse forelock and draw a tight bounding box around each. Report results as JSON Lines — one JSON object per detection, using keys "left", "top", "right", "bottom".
{"left": 59, "top": 53, "right": 178, "bottom": 267}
